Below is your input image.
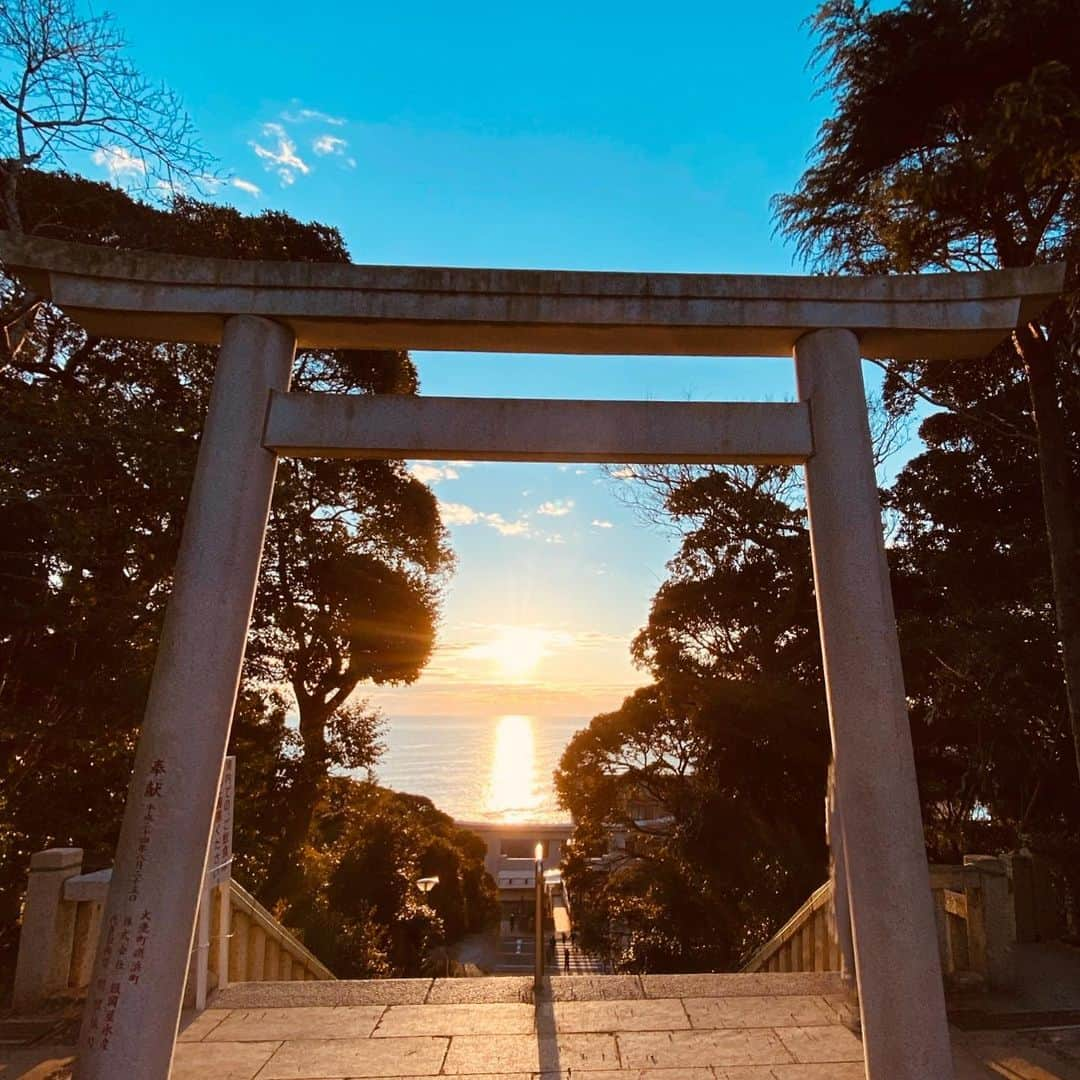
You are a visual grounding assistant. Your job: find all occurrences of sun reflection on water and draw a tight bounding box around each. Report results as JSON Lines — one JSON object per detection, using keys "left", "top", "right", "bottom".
{"left": 485, "top": 714, "right": 542, "bottom": 822}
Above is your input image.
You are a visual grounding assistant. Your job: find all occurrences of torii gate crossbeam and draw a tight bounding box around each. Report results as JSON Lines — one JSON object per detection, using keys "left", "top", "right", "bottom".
{"left": 3, "top": 233, "right": 1064, "bottom": 1080}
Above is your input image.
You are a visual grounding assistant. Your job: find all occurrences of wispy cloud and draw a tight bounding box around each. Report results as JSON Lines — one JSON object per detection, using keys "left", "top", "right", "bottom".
{"left": 92, "top": 145, "right": 146, "bottom": 181}
{"left": 313, "top": 134, "right": 348, "bottom": 156}
{"left": 282, "top": 106, "right": 346, "bottom": 126}
{"left": 251, "top": 122, "right": 310, "bottom": 186}
{"left": 591, "top": 519, "right": 614, "bottom": 529}
{"left": 409, "top": 462, "right": 461, "bottom": 485}
{"left": 439, "top": 500, "right": 530, "bottom": 537}
{"left": 536, "top": 499, "right": 574, "bottom": 517}
{"left": 491, "top": 518, "right": 530, "bottom": 537}
{"left": 231, "top": 177, "right": 261, "bottom": 196}
{"left": 439, "top": 501, "right": 482, "bottom": 526}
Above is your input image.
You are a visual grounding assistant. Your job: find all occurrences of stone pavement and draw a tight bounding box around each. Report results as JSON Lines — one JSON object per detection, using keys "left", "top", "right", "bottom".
{"left": 4, "top": 972, "right": 1080, "bottom": 1078}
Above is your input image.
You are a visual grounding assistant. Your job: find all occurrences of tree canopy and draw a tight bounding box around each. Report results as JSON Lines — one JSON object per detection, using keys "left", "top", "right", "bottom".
{"left": 556, "top": 469, "right": 830, "bottom": 971}
{"left": 0, "top": 0, "right": 214, "bottom": 233}
{"left": 0, "top": 169, "right": 459, "bottom": 976}
{"left": 560, "top": 429, "right": 1079, "bottom": 970}
{"left": 280, "top": 780, "right": 498, "bottom": 979}
{"left": 775, "top": 0, "right": 1080, "bottom": 785}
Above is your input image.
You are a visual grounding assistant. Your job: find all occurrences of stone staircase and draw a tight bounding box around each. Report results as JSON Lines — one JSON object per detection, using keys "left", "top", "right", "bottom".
{"left": 196, "top": 971, "right": 869, "bottom": 1078}
{"left": 493, "top": 934, "right": 606, "bottom": 976}
{"left": 6, "top": 972, "right": 1080, "bottom": 1077}
{"left": 554, "top": 939, "right": 606, "bottom": 975}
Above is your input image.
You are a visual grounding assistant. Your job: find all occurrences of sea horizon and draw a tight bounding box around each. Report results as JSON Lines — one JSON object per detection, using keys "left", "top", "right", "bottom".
{"left": 369, "top": 713, "right": 587, "bottom": 824}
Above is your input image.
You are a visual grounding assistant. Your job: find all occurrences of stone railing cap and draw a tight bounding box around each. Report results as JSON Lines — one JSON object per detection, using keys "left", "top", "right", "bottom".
{"left": 29, "top": 847, "right": 83, "bottom": 870}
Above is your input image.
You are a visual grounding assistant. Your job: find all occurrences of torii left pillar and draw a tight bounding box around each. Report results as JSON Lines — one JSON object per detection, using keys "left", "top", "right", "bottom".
{"left": 75, "top": 315, "right": 295, "bottom": 1079}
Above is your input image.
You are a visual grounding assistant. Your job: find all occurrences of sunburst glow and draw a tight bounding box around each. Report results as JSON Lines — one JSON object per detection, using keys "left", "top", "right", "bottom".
{"left": 485, "top": 714, "right": 542, "bottom": 821}
{"left": 468, "top": 626, "right": 555, "bottom": 682}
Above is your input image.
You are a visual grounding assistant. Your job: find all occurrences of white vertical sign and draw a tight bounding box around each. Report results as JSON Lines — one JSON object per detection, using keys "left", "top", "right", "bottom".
{"left": 196, "top": 756, "right": 236, "bottom": 1009}
{"left": 206, "top": 756, "right": 235, "bottom": 886}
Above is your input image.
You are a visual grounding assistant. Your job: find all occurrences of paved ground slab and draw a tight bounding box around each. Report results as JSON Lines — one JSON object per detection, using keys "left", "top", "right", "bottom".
{"left": 544, "top": 998, "right": 690, "bottom": 1033}
{"left": 8, "top": 973, "right": 1080, "bottom": 1077}
{"left": 208, "top": 1006, "right": 386, "bottom": 1042}
{"left": 683, "top": 995, "right": 840, "bottom": 1029}
{"left": 258, "top": 1035, "right": 448, "bottom": 1078}
{"left": 618, "top": 1027, "right": 794, "bottom": 1070}
{"left": 213, "top": 979, "right": 432, "bottom": 1008}
{"left": 374, "top": 1003, "right": 534, "bottom": 1037}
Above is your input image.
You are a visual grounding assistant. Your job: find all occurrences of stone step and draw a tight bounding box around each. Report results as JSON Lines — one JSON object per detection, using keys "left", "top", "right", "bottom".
{"left": 182, "top": 970, "right": 873, "bottom": 1080}
{"left": 212, "top": 970, "right": 847, "bottom": 1009}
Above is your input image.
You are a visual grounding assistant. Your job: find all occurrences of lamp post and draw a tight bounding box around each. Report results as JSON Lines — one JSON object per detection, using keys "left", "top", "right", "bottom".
{"left": 534, "top": 842, "right": 544, "bottom": 991}
{"left": 417, "top": 876, "right": 446, "bottom": 977}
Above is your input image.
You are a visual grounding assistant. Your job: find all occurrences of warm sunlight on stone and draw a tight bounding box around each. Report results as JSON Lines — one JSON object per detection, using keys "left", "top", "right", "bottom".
{"left": 484, "top": 714, "right": 543, "bottom": 821}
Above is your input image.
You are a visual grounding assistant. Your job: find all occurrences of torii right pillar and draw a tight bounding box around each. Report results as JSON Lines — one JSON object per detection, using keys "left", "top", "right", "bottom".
{"left": 795, "top": 328, "right": 954, "bottom": 1079}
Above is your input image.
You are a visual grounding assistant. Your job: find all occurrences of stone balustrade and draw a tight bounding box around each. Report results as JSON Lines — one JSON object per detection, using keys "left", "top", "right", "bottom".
{"left": 742, "top": 853, "right": 1053, "bottom": 991}
{"left": 224, "top": 880, "right": 333, "bottom": 985}
{"left": 742, "top": 880, "right": 842, "bottom": 976}
{"left": 11, "top": 848, "right": 333, "bottom": 1012}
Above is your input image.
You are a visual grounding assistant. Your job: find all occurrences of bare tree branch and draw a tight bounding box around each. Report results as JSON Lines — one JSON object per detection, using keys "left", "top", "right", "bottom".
{"left": 0, "top": 0, "right": 217, "bottom": 235}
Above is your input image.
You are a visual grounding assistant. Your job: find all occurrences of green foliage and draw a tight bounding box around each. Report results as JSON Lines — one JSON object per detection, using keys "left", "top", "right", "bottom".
{"left": 774, "top": 2, "right": 1080, "bottom": 788}
{"left": 775, "top": 0, "right": 1080, "bottom": 824}
{"left": 775, "top": 0, "right": 1080, "bottom": 273}
{"left": 886, "top": 382, "right": 1080, "bottom": 867}
{"left": 0, "top": 168, "right": 460, "bottom": 978}
{"left": 557, "top": 470, "right": 829, "bottom": 972}
{"left": 562, "top": 413, "right": 1080, "bottom": 969}
{"left": 283, "top": 781, "right": 499, "bottom": 978}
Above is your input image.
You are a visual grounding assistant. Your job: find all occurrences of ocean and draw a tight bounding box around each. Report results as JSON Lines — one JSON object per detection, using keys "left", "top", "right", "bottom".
{"left": 372, "top": 714, "right": 587, "bottom": 823}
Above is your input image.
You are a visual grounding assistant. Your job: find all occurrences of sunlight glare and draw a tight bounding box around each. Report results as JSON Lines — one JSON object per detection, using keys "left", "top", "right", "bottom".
{"left": 475, "top": 626, "right": 551, "bottom": 682}
{"left": 485, "top": 714, "right": 542, "bottom": 821}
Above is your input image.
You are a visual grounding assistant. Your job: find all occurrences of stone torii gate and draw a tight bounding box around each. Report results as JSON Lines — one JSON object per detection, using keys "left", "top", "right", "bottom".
{"left": 3, "top": 234, "right": 1063, "bottom": 1079}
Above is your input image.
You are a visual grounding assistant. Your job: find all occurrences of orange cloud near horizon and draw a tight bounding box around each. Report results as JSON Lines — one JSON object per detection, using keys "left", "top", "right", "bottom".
{"left": 364, "top": 619, "right": 649, "bottom": 719}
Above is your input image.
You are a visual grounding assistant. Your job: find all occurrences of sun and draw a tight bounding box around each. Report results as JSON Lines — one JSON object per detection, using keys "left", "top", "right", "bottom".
{"left": 480, "top": 626, "right": 550, "bottom": 681}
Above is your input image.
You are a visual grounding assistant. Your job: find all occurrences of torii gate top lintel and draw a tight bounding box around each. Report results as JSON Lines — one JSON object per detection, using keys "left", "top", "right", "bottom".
{"left": 1, "top": 232, "right": 1064, "bottom": 359}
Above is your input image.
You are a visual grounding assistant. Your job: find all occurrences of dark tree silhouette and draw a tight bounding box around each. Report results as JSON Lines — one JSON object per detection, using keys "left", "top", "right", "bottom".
{"left": 0, "top": 172, "right": 452, "bottom": 965}
{"left": 774, "top": 0, "right": 1080, "bottom": 783}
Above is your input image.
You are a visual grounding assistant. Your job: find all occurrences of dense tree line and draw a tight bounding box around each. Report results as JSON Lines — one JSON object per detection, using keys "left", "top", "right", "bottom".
{"left": 0, "top": 169, "right": 495, "bottom": 983}
{"left": 558, "top": 0, "right": 1080, "bottom": 974}
{"left": 556, "top": 469, "right": 830, "bottom": 971}
{"left": 776, "top": 0, "right": 1080, "bottom": 777}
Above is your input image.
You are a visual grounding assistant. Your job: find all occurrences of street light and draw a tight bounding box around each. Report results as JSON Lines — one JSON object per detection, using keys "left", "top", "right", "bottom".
{"left": 416, "top": 876, "right": 447, "bottom": 976}
{"left": 534, "top": 842, "right": 544, "bottom": 991}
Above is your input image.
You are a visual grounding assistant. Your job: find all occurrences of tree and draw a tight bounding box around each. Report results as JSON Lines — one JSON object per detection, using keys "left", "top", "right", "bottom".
{"left": 774, "top": 0, "right": 1080, "bottom": 781}
{"left": 289, "top": 781, "right": 498, "bottom": 978}
{"left": 257, "top": 544, "right": 444, "bottom": 904}
{"left": 885, "top": 390, "right": 1080, "bottom": 871}
{"left": 565, "top": 388, "right": 1080, "bottom": 970}
{"left": 630, "top": 467, "right": 820, "bottom": 689}
{"left": 0, "top": 0, "right": 212, "bottom": 234}
{"left": 556, "top": 469, "right": 830, "bottom": 971}
{"left": 0, "top": 170, "right": 451, "bottom": 967}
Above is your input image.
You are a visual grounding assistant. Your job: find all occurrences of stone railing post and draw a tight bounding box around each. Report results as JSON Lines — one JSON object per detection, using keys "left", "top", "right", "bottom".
{"left": 13, "top": 848, "right": 84, "bottom": 1011}
{"left": 964, "top": 855, "right": 1016, "bottom": 990}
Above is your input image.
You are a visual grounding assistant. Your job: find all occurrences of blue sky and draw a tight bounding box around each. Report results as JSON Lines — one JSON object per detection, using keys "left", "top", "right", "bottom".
{"left": 96, "top": 0, "right": 848, "bottom": 718}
